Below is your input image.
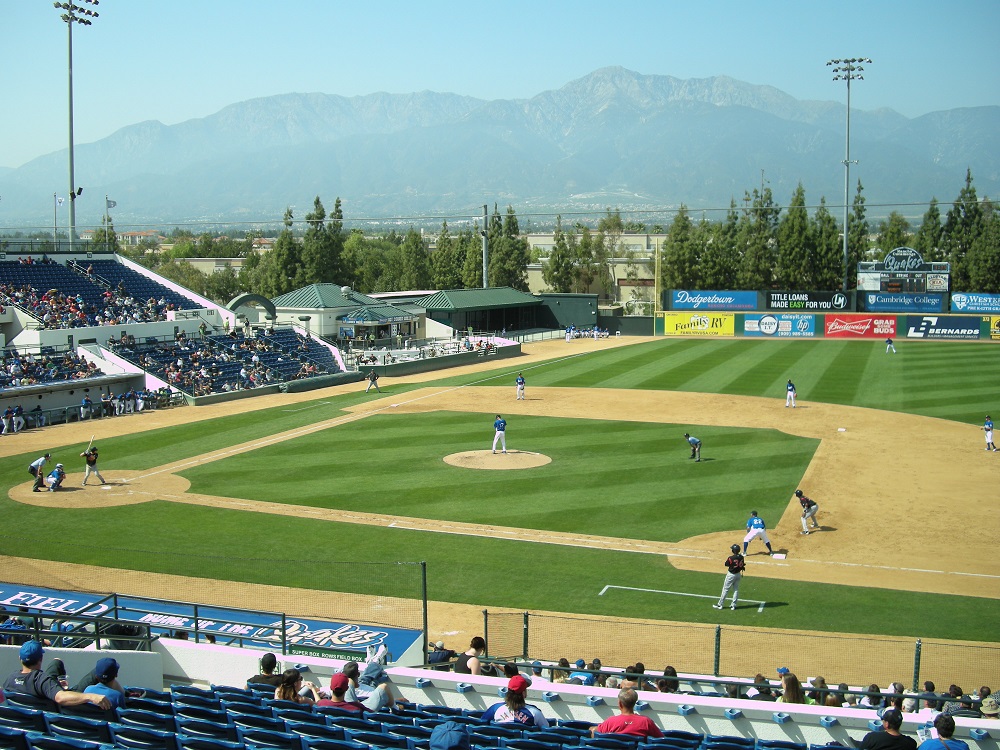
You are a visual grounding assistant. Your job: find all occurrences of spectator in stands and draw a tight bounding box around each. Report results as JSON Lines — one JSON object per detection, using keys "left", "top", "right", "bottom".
{"left": 946, "top": 695, "right": 981, "bottom": 719}
{"left": 940, "top": 685, "right": 964, "bottom": 715}
{"left": 316, "top": 673, "right": 365, "bottom": 713}
{"left": 2, "top": 640, "right": 111, "bottom": 711}
{"left": 726, "top": 682, "right": 747, "bottom": 700}
{"left": 776, "top": 673, "right": 813, "bottom": 704}
{"left": 979, "top": 686, "right": 992, "bottom": 701}
{"left": 980, "top": 695, "right": 1000, "bottom": 719}
{"left": 529, "top": 661, "right": 547, "bottom": 685}
{"left": 919, "top": 713, "right": 969, "bottom": 750}
{"left": 340, "top": 660, "right": 397, "bottom": 712}
{"left": 551, "top": 657, "right": 571, "bottom": 683}
{"left": 248, "top": 652, "right": 282, "bottom": 687}
{"left": 454, "top": 636, "right": 487, "bottom": 676}
{"left": 859, "top": 709, "right": 917, "bottom": 750}
{"left": 860, "top": 683, "right": 886, "bottom": 709}
{"left": 429, "top": 721, "right": 471, "bottom": 750}
{"left": 428, "top": 640, "right": 456, "bottom": 671}
{"left": 660, "top": 666, "right": 680, "bottom": 693}
{"left": 808, "top": 676, "right": 829, "bottom": 704}
{"left": 82, "top": 658, "right": 126, "bottom": 709}
{"left": 569, "top": 658, "right": 594, "bottom": 686}
{"left": 482, "top": 675, "right": 548, "bottom": 728}
{"left": 590, "top": 687, "right": 662, "bottom": 738}
{"left": 620, "top": 666, "right": 638, "bottom": 690}
{"left": 747, "top": 674, "right": 777, "bottom": 701}
{"left": 274, "top": 668, "right": 319, "bottom": 704}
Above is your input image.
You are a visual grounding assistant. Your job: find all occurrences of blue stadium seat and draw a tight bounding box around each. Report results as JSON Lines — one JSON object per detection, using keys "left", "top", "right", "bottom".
{"left": 583, "top": 738, "right": 639, "bottom": 750}
{"left": 556, "top": 722, "right": 594, "bottom": 732}
{"left": 44, "top": 715, "right": 114, "bottom": 745}
{"left": 172, "top": 708, "right": 228, "bottom": 725}
{"left": 417, "top": 706, "right": 464, "bottom": 717}
{"left": 1, "top": 695, "right": 52, "bottom": 713}
{"left": 385, "top": 726, "right": 431, "bottom": 743}
{"left": 0, "top": 706, "right": 49, "bottom": 733}
{"left": 231, "top": 715, "right": 285, "bottom": 733}
{"left": 533, "top": 728, "right": 585, "bottom": 741}
{"left": 298, "top": 739, "right": 367, "bottom": 750}
{"left": 173, "top": 696, "right": 222, "bottom": 712}
{"left": 264, "top": 702, "right": 311, "bottom": 716}
{"left": 504, "top": 741, "right": 562, "bottom": 750}
{"left": 131, "top": 690, "right": 172, "bottom": 703}
{"left": 472, "top": 728, "right": 522, "bottom": 741}
{"left": 659, "top": 733, "right": 703, "bottom": 744}
{"left": 174, "top": 719, "right": 238, "bottom": 743}
{"left": 273, "top": 713, "right": 326, "bottom": 728}
{"left": 223, "top": 703, "right": 272, "bottom": 719}
{"left": 324, "top": 718, "right": 373, "bottom": 734}
{"left": 468, "top": 736, "right": 503, "bottom": 748}
{"left": 126, "top": 700, "right": 174, "bottom": 717}
{"left": 705, "top": 738, "right": 754, "bottom": 749}
{"left": 236, "top": 727, "right": 304, "bottom": 750}
{"left": 284, "top": 723, "right": 345, "bottom": 743}
{"left": 0, "top": 725, "right": 31, "bottom": 750}
{"left": 171, "top": 687, "right": 216, "bottom": 700}
{"left": 24, "top": 733, "right": 102, "bottom": 750}
{"left": 115, "top": 709, "right": 178, "bottom": 734}
{"left": 344, "top": 731, "right": 411, "bottom": 750}
{"left": 639, "top": 742, "right": 700, "bottom": 750}
{"left": 211, "top": 687, "right": 252, "bottom": 699}
{"left": 519, "top": 734, "right": 576, "bottom": 746}
{"left": 108, "top": 723, "right": 180, "bottom": 750}
{"left": 175, "top": 737, "right": 243, "bottom": 750}
{"left": 373, "top": 714, "right": 413, "bottom": 730}
{"left": 247, "top": 685, "right": 277, "bottom": 698}
{"left": 758, "top": 742, "right": 806, "bottom": 750}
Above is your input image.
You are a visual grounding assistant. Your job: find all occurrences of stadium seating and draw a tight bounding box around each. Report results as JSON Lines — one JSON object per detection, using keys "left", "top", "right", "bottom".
{"left": 0, "top": 725, "right": 32, "bottom": 750}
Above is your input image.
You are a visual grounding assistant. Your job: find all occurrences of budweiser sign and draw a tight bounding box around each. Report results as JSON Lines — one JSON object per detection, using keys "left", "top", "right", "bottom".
{"left": 825, "top": 314, "right": 896, "bottom": 339}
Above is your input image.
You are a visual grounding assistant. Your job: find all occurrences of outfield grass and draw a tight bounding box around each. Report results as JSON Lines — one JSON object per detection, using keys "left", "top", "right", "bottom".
{"left": 0, "top": 339, "right": 996, "bottom": 641}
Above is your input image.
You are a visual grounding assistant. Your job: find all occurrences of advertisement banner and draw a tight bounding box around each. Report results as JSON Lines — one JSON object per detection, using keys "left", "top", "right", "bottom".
{"left": 765, "top": 291, "right": 850, "bottom": 312}
{"left": 671, "top": 290, "right": 757, "bottom": 311}
{"left": 824, "top": 314, "right": 897, "bottom": 339}
{"left": 951, "top": 293, "right": 1000, "bottom": 314}
{"left": 904, "top": 316, "right": 981, "bottom": 340}
{"left": 991, "top": 317, "right": 1000, "bottom": 341}
{"left": 744, "top": 313, "right": 817, "bottom": 338}
{"left": 863, "top": 292, "right": 944, "bottom": 313}
{"left": 662, "top": 312, "right": 735, "bottom": 336}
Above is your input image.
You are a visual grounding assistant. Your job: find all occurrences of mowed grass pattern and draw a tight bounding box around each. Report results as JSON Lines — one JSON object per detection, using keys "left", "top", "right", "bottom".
{"left": 0, "top": 338, "right": 996, "bottom": 640}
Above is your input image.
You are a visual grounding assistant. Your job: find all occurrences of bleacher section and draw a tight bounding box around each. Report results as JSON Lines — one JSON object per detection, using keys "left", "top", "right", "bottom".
{"left": 84, "top": 261, "right": 204, "bottom": 313}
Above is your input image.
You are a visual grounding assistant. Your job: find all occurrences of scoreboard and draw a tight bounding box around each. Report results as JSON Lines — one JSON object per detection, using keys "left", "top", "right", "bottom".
{"left": 857, "top": 248, "right": 949, "bottom": 293}
{"left": 880, "top": 273, "right": 925, "bottom": 293}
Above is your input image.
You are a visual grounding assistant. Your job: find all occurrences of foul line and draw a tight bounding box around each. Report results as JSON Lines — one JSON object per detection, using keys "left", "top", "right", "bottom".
{"left": 600, "top": 584, "right": 767, "bottom": 613}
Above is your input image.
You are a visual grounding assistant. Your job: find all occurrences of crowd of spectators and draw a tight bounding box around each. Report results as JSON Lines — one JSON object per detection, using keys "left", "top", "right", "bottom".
{"left": 0, "top": 281, "right": 183, "bottom": 330}
{"left": 0, "top": 349, "right": 104, "bottom": 389}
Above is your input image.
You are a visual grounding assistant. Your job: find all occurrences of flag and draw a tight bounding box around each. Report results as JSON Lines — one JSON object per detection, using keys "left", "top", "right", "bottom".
{"left": 106, "top": 199, "right": 117, "bottom": 209}
{"left": 56, "top": 197, "right": 64, "bottom": 206}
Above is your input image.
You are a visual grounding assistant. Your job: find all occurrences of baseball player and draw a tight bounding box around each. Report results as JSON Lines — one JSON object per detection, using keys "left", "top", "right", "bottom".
{"left": 713, "top": 544, "right": 745, "bottom": 611}
{"left": 796, "top": 489, "right": 819, "bottom": 534}
{"left": 81, "top": 445, "right": 107, "bottom": 486}
{"left": 785, "top": 379, "right": 797, "bottom": 408}
{"left": 492, "top": 414, "right": 507, "bottom": 454}
{"left": 743, "top": 510, "right": 774, "bottom": 555}
{"left": 683, "top": 433, "right": 701, "bottom": 462}
{"left": 46, "top": 463, "right": 67, "bottom": 492}
{"left": 364, "top": 369, "right": 381, "bottom": 394}
{"left": 515, "top": 373, "right": 526, "bottom": 400}
{"left": 984, "top": 416, "right": 997, "bottom": 452}
{"left": 885, "top": 337, "right": 896, "bottom": 354}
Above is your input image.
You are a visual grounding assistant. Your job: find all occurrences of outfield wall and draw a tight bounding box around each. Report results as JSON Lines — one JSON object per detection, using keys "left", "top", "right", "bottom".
{"left": 655, "top": 312, "right": 1000, "bottom": 340}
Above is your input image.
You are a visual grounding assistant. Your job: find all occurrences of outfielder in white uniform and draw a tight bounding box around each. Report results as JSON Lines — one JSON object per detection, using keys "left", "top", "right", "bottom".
{"left": 743, "top": 511, "right": 774, "bottom": 555}
{"left": 713, "top": 545, "right": 745, "bottom": 611}
{"left": 984, "top": 416, "right": 997, "bottom": 452}
{"left": 785, "top": 380, "right": 797, "bottom": 408}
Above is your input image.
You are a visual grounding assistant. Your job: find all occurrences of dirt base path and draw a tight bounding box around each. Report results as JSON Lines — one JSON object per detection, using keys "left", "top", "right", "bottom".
{"left": 3, "top": 335, "right": 997, "bottom": 653}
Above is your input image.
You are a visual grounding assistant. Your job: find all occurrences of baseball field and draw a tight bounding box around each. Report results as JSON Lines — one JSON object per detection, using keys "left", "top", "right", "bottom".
{"left": 1, "top": 336, "right": 998, "bottom": 667}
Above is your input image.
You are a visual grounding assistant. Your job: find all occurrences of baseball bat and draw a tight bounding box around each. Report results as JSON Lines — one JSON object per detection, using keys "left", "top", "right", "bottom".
{"left": 86, "top": 435, "right": 95, "bottom": 453}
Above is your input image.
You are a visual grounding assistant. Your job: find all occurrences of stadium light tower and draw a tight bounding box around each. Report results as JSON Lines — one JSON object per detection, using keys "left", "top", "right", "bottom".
{"left": 54, "top": 0, "right": 99, "bottom": 252}
{"left": 827, "top": 57, "right": 871, "bottom": 293}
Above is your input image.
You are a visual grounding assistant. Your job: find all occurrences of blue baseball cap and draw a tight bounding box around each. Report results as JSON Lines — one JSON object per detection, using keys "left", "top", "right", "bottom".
{"left": 429, "top": 721, "right": 470, "bottom": 750}
{"left": 19, "top": 640, "right": 44, "bottom": 664}
{"left": 95, "top": 657, "right": 119, "bottom": 680}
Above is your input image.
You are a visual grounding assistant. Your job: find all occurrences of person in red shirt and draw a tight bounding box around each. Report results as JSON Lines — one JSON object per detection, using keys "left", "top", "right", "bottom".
{"left": 591, "top": 688, "right": 663, "bottom": 738}
{"left": 315, "top": 673, "right": 366, "bottom": 713}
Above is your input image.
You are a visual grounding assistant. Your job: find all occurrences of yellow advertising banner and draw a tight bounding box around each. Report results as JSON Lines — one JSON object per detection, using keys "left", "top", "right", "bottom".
{"left": 661, "top": 312, "right": 735, "bottom": 337}
{"left": 990, "top": 316, "right": 1000, "bottom": 340}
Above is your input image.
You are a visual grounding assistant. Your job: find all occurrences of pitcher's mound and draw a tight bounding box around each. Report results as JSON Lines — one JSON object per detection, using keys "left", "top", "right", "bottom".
{"left": 444, "top": 450, "right": 552, "bottom": 470}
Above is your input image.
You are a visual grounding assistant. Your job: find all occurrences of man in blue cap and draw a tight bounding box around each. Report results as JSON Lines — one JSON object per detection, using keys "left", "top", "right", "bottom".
{"left": 1, "top": 640, "right": 111, "bottom": 711}
{"left": 83, "top": 658, "right": 126, "bottom": 708}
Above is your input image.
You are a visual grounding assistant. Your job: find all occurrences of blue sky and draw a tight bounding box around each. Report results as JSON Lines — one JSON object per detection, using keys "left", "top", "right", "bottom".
{"left": 3, "top": 0, "right": 998, "bottom": 169}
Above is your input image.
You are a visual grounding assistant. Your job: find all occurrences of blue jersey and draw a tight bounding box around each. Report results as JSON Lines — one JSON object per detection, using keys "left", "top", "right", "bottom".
{"left": 786, "top": 381, "right": 796, "bottom": 393}
{"left": 494, "top": 418, "right": 507, "bottom": 432}
{"left": 986, "top": 419, "right": 994, "bottom": 431}
{"left": 747, "top": 516, "right": 765, "bottom": 530}
{"left": 686, "top": 435, "right": 700, "bottom": 447}
{"left": 516, "top": 376, "right": 525, "bottom": 387}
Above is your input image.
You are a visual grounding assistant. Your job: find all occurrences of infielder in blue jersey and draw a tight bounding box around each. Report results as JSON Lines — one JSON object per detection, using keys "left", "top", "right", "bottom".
{"left": 743, "top": 510, "right": 773, "bottom": 555}
{"left": 683, "top": 433, "right": 701, "bottom": 462}
{"left": 785, "top": 380, "right": 797, "bottom": 408}
{"left": 985, "top": 415, "right": 997, "bottom": 452}
{"left": 492, "top": 415, "right": 507, "bottom": 454}
{"left": 515, "top": 373, "right": 526, "bottom": 400}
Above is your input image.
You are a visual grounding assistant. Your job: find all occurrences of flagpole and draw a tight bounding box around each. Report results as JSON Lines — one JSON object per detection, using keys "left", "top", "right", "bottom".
{"left": 53, "top": 193, "right": 58, "bottom": 245}
{"left": 104, "top": 194, "right": 108, "bottom": 252}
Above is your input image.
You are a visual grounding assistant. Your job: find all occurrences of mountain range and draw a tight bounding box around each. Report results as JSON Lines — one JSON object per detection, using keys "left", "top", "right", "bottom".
{"left": 1, "top": 66, "right": 997, "bottom": 229}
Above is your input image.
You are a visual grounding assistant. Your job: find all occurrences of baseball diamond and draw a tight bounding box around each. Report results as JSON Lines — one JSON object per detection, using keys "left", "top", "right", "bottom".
{"left": 0, "top": 335, "right": 997, "bottom": 686}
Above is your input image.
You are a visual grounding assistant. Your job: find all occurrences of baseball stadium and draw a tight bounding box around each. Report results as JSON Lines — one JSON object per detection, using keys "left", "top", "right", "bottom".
{"left": 0, "top": 255, "right": 998, "bottom": 749}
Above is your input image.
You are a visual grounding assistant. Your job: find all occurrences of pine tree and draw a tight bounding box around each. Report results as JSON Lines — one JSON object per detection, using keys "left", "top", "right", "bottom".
{"left": 661, "top": 205, "right": 699, "bottom": 289}
{"left": 812, "top": 198, "right": 843, "bottom": 291}
{"left": 942, "top": 170, "right": 984, "bottom": 291}
{"left": 775, "top": 184, "right": 812, "bottom": 288}
{"left": 913, "top": 199, "right": 944, "bottom": 262}
{"left": 400, "top": 228, "right": 432, "bottom": 290}
{"left": 846, "top": 180, "right": 869, "bottom": 290}
{"left": 542, "top": 215, "right": 575, "bottom": 293}
{"left": 461, "top": 225, "right": 484, "bottom": 289}
{"left": 432, "top": 221, "right": 462, "bottom": 290}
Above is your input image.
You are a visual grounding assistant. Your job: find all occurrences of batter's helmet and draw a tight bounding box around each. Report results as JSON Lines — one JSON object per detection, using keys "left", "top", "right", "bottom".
{"left": 794, "top": 489, "right": 803, "bottom": 497}
{"left": 730, "top": 544, "right": 740, "bottom": 554}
